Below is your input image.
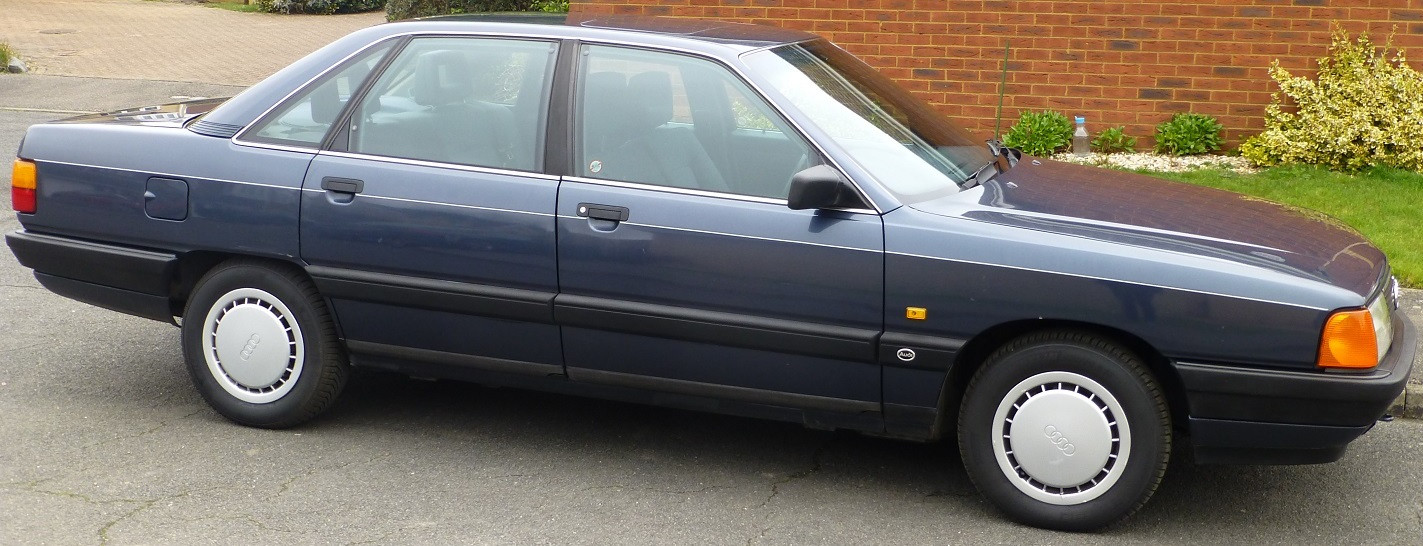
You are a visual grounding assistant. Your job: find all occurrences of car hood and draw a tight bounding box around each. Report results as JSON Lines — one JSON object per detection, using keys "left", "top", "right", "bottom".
{"left": 52, "top": 97, "right": 229, "bottom": 128}
{"left": 909, "top": 158, "right": 1387, "bottom": 298}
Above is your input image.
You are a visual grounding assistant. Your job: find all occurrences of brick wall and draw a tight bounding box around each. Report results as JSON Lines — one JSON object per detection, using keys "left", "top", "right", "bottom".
{"left": 570, "top": 0, "right": 1423, "bottom": 150}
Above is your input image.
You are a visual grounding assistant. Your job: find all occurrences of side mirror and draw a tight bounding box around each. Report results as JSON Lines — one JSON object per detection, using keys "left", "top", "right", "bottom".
{"left": 787, "top": 165, "right": 859, "bottom": 210}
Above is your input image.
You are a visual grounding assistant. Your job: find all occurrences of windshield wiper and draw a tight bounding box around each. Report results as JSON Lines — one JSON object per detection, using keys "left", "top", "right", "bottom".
{"left": 985, "top": 139, "right": 1019, "bottom": 167}
{"left": 963, "top": 139, "right": 1022, "bottom": 189}
{"left": 962, "top": 160, "right": 997, "bottom": 189}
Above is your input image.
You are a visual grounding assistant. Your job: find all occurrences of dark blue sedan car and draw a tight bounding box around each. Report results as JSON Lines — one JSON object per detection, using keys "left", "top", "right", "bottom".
{"left": 6, "top": 14, "right": 1414, "bottom": 531}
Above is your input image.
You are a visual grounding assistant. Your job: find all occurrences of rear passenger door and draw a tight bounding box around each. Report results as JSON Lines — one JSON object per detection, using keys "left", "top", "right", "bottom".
{"left": 298, "top": 36, "right": 565, "bottom": 377}
{"left": 555, "top": 45, "right": 886, "bottom": 421}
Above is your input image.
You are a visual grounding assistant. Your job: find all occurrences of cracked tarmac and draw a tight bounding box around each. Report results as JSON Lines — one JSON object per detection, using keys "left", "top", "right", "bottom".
{"left": 2, "top": 90, "right": 1423, "bottom": 544}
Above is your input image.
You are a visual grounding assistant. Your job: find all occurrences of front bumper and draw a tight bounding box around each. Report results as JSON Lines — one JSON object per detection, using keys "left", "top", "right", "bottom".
{"left": 1176, "top": 311, "right": 1416, "bottom": 464}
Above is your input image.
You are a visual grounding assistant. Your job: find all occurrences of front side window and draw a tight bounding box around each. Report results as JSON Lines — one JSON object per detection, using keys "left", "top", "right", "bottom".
{"left": 347, "top": 37, "right": 556, "bottom": 171}
{"left": 744, "top": 40, "right": 995, "bottom": 203}
{"left": 576, "top": 45, "right": 817, "bottom": 200}
{"left": 247, "top": 41, "right": 394, "bottom": 147}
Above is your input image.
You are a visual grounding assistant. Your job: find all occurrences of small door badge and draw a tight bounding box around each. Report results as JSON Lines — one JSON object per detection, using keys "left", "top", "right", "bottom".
{"left": 588, "top": 160, "right": 603, "bottom": 174}
{"left": 896, "top": 348, "right": 916, "bottom": 362}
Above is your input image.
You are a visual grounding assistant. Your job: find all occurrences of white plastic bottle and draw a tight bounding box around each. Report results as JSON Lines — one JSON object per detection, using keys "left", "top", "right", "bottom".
{"left": 1073, "top": 116, "right": 1090, "bottom": 156}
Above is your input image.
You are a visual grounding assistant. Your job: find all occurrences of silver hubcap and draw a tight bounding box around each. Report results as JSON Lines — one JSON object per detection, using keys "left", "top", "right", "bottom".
{"left": 202, "top": 288, "right": 304, "bottom": 404}
{"left": 991, "top": 371, "right": 1131, "bottom": 505}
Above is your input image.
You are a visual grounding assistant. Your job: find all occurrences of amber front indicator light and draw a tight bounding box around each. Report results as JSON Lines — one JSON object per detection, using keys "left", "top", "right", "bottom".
{"left": 1317, "top": 309, "right": 1378, "bottom": 369}
{"left": 12, "top": 159, "right": 36, "bottom": 214}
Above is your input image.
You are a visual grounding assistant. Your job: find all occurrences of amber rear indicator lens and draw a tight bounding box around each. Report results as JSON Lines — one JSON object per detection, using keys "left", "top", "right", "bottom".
{"left": 1318, "top": 309, "right": 1378, "bottom": 369}
{"left": 12, "top": 159, "right": 36, "bottom": 214}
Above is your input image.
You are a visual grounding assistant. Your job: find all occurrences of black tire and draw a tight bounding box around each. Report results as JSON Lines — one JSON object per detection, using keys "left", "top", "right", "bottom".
{"left": 181, "top": 259, "right": 348, "bottom": 428}
{"left": 957, "top": 330, "right": 1170, "bottom": 531}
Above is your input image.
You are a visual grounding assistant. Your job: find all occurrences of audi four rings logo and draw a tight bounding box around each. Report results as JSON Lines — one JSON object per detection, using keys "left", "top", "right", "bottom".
{"left": 1043, "top": 425, "right": 1077, "bottom": 456}
{"left": 895, "top": 348, "right": 916, "bottom": 361}
{"left": 239, "top": 333, "right": 261, "bottom": 361}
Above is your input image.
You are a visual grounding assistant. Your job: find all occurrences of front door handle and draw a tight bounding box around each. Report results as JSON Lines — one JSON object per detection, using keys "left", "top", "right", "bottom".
{"left": 576, "top": 203, "right": 629, "bottom": 222}
{"left": 320, "top": 177, "right": 364, "bottom": 194}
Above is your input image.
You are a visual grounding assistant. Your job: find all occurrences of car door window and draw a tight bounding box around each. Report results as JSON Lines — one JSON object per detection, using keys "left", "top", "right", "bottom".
{"left": 247, "top": 41, "right": 394, "bottom": 147}
{"left": 576, "top": 45, "right": 815, "bottom": 200}
{"left": 346, "top": 37, "right": 556, "bottom": 172}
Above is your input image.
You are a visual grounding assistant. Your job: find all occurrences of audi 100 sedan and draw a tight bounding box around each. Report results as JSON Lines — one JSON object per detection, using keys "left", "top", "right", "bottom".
{"left": 6, "top": 14, "right": 1414, "bottom": 531}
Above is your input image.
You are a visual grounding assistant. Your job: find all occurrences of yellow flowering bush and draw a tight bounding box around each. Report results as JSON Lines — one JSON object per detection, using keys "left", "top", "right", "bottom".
{"left": 1240, "top": 28, "right": 1423, "bottom": 172}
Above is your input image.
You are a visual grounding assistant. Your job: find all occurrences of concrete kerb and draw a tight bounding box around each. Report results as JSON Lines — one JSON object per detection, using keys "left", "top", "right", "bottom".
{"left": 1387, "top": 287, "right": 1423, "bottom": 420}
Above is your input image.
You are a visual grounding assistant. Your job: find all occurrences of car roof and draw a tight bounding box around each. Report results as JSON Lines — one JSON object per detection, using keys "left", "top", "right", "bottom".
{"left": 413, "top": 13, "right": 818, "bottom": 49}
{"left": 196, "top": 14, "right": 819, "bottom": 136}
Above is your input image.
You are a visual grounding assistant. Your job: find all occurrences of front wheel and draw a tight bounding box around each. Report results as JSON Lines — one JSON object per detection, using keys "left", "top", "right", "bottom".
{"left": 181, "top": 259, "right": 348, "bottom": 428}
{"left": 957, "top": 330, "right": 1170, "bottom": 531}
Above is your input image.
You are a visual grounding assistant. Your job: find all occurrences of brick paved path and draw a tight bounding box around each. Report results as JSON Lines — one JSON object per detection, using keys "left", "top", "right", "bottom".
{"left": 0, "top": 0, "right": 385, "bottom": 85}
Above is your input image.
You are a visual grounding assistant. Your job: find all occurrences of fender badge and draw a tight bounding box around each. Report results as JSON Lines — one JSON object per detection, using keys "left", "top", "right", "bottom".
{"left": 896, "top": 348, "right": 916, "bottom": 362}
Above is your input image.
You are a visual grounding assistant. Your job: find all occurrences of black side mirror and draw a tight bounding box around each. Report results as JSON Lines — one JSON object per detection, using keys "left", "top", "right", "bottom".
{"left": 787, "top": 165, "right": 859, "bottom": 210}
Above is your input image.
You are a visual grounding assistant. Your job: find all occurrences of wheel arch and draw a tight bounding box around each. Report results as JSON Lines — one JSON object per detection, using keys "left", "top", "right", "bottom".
{"left": 168, "top": 251, "right": 312, "bottom": 319}
{"left": 937, "top": 319, "right": 1188, "bottom": 439}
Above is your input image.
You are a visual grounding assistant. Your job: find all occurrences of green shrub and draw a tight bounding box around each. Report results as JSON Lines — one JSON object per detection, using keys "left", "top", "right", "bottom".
{"left": 1091, "top": 126, "right": 1136, "bottom": 153}
{"left": 1154, "top": 113, "right": 1223, "bottom": 156}
{"left": 257, "top": 0, "right": 382, "bottom": 14}
{"left": 1240, "top": 28, "right": 1423, "bottom": 172}
{"left": 1003, "top": 110, "right": 1073, "bottom": 156}
{"left": 385, "top": 0, "right": 547, "bottom": 21}
{"left": 0, "top": 42, "right": 11, "bottom": 68}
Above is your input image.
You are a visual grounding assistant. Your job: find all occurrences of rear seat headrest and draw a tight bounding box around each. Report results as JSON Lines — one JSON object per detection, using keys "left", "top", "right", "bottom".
{"left": 626, "top": 71, "right": 674, "bottom": 131}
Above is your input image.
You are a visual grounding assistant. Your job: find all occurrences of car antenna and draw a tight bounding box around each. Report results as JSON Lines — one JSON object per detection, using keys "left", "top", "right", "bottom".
{"left": 993, "top": 39, "right": 1011, "bottom": 141}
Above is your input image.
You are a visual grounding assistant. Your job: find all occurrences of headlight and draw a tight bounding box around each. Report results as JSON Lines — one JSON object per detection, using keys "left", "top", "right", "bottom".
{"left": 1368, "top": 286, "right": 1395, "bottom": 361}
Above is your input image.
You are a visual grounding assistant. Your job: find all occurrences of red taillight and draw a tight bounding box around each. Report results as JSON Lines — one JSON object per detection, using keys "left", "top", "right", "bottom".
{"left": 12, "top": 159, "right": 36, "bottom": 214}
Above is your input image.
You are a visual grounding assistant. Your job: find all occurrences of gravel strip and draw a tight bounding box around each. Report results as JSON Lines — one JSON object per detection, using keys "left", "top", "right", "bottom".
{"left": 1050, "top": 152, "right": 1259, "bottom": 174}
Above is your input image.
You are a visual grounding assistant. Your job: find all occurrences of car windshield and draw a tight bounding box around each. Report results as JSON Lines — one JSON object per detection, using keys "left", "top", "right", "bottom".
{"left": 744, "top": 40, "right": 994, "bottom": 202}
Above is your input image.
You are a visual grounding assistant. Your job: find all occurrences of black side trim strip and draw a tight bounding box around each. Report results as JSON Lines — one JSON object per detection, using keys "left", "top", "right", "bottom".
{"left": 882, "top": 403, "right": 940, "bottom": 440}
{"left": 878, "top": 331, "right": 964, "bottom": 371}
{"left": 308, "top": 266, "right": 554, "bottom": 323}
{"left": 34, "top": 273, "right": 175, "bottom": 323}
{"left": 568, "top": 367, "right": 879, "bottom": 414}
{"left": 6, "top": 230, "right": 176, "bottom": 296}
{"left": 346, "top": 340, "right": 563, "bottom": 377}
{"left": 554, "top": 294, "right": 877, "bottom": 362}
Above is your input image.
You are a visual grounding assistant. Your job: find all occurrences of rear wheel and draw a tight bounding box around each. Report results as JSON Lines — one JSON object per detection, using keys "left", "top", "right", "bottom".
{"left": 181, "top": 259, "right": 347, "bottom": 428}
{"left": 957, "top": 330, "right": 1170, "bottom": 531}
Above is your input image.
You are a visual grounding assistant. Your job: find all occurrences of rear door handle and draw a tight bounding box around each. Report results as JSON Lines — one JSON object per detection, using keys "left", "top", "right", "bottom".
{"left": 576, "top": 203, "right": 629, "bottom": 222}
{"left": 320, "top": 177, "right": 364, "bottom": 194}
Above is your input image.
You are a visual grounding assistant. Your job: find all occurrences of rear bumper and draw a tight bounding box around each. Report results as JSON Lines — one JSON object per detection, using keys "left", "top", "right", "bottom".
{"left": 6, "top": 230, "right": 177, "bottom": 322}
{"left": 1176, "top": 312, "right": 1416, "bottom": 464}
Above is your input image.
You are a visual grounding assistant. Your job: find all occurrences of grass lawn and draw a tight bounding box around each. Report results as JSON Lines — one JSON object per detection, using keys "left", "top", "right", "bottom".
{"left": 1146, "top": 165, "right": 1423, "bottom": 288}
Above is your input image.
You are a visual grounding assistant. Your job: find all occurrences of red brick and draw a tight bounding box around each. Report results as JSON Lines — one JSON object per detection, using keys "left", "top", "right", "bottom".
{"left": 575, "top": 0, "right": 1423, "bottom": 145}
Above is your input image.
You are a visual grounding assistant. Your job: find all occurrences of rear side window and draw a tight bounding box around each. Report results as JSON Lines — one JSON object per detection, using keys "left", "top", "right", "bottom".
{"left": 246, "top": 42, "right": 394, "bottom": 148}
{"left": 346, "top": 37, "right": 557, "bottom": 172}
